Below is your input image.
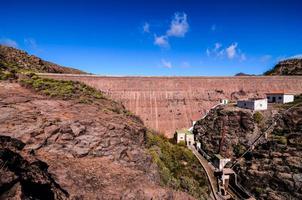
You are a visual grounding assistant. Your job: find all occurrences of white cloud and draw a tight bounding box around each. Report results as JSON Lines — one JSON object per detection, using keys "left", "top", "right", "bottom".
{"left": 214, "top": 42, "right": 222, "bottom": 50}
{"left": 206, "top": 42, "right": 224, "bottom": 57}
{"left": 143, "top": 22, "right": 150, "bottom": 33}
{"left": 154, "top": 35, "right": 169, "bottom": 48}
{"left": 206, "top": 42, "right": 246, "bottom": 61}
{"left": 161, "top": 59, "right": 172, "bottom": 68}
{"left": 226, "top": 43, "right": 238, "bottom": 59}
{"left": 166, "top": 12, "right": 189, "bottom": 37}
{"left": 147, "top": 12, "right": 189, "bottom": 48}
{"left": 0, "top": 38, "right": 18, "bottom": 48}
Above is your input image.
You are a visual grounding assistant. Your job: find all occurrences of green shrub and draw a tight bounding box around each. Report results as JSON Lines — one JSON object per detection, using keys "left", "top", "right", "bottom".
{"left": 0, "top": 61, "right": 19, "bottom": 80}
{"left": 253, "top": 111, "right": 264, "bottom": 124}
{"left": 273, "top": 135, "right": 287, "bottom": 145}
{"left": 233, "top": 144, "right": 246, "bottom": 157}
{"left": 254, "top": 187, "right": 265, "bottom": 197}
{"left": 177, "top": 141, "right": 186, "bottom": 147}
{"left": 19, "top": 75, "right": 104, "bottom": 103}
{"left": 146, "top": 132, "right": 209, "bottom": 199}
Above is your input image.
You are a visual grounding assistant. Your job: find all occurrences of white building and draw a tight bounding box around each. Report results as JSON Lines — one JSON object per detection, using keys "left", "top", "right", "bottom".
{"left": 237, "top": 98, "right": 267, "bottom": 111}
{"left": 213, "top": 154, "right": 231, "bottom": 171}
{"left": 220, "top": 99, "right": 229, "bottom": 105}
{"left": 266, "top": 93, "right": 294, "bottom": 104}
{"left": 177, "top": 132, "right": 186, "bottom": 143}
{"left": 176, "top": 129, "right": 195, "bottom": 146}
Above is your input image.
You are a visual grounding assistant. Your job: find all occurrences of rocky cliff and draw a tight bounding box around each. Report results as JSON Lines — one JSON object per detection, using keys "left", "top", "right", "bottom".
{"left": 0, "top": 79, "right": 208, "bottom": 199}
{"left": 193, "top": 100, "right": 302, "bottom": 200}
{"left": 0, "top": 135, "right": 69, "bottom": 199}
{"left": 0, "top": 45, "right": 85, "bottom": 75}
{"left": 265, "top": 58, "right": 302, "bottom": 75}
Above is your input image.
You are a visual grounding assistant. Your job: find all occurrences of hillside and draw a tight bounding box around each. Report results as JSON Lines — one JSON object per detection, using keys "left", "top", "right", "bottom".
{"left": 0, "top": 47, "right": 209, "bottom": 199}
{"left": 193, "top": 100, "right": 302, "bottom": 199}
{"left": 264, "top": 58, "right": 302, "bottom": 75}
{"left": 0, "top": 45, "right": 85, "bottom": 78}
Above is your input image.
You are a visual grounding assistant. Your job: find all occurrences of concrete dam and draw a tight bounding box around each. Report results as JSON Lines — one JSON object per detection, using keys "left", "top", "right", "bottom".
{"left": 38, "top": 74, "right": 302, "bottom": 137}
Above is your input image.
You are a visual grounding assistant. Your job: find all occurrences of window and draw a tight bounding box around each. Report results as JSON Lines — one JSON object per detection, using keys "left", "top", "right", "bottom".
{"left": 278, "top": 96, "right": 282, "bottom": 100}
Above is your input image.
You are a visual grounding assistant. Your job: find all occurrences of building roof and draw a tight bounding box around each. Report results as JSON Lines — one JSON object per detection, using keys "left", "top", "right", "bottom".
{"left": 248, "top": 98, "right": 267, "bottom": 100}
{"left": 238, "top": 98, "right": 267, "bottom": 102}
{"left": 214, "top": 154, "right": 224, "bottom": 159}
{"left": 176, "top": 129, "right": 193, "bottom": 135}
{"left": 223, "top": 168, "right": 235, "bottom": 174}
{"left": 266, "top": 92, "right": 294, "bottom": 95}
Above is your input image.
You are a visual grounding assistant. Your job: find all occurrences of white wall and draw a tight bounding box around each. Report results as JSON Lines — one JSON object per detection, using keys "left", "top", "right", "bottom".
{"left": 219, "top": 158, "right": 231, "bottom": 171}
{"left": 186, "top": 134, "right": 195, "bottom": 146}
{"left": 283, "top": 94, "right": 294, "bottom": 103}
{"left": 237, "top": 99, "right": 267, "bottom": 111}
{"left": 254, "top": 99, "right": 268, "bottom": 110}
{"left": 220, "top": 99, "right": 229, "bottom": 105}
{"left": 177, "top": 133, "right": 185, "bottom": 143}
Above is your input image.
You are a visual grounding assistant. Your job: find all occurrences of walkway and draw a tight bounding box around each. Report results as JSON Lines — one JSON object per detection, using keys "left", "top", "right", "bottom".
{"left": 189, "top": 146, "right": 220, "bottom": 200}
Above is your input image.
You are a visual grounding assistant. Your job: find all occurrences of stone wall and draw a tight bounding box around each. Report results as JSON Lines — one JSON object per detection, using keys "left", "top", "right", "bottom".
{"left": 38, "top": 74, "right": 302, "bottom": 137}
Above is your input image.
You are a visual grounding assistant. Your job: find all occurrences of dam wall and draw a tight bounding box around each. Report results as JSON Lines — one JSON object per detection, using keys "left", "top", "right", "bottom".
{"left": 38, "top": 74, "right": 302, "bottom": 137}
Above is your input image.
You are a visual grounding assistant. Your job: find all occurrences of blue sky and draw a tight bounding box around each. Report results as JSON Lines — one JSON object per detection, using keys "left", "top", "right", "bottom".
{"left": 1, "top": 0, "right": 302, "bottom": 76}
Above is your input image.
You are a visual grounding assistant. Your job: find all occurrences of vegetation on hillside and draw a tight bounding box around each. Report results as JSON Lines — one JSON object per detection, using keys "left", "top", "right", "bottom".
{"left": 19, "top": 74, "right": 103, "bottom": 103}
{"left": 253, "top": 111, "right": 264, "bottom": 124}
{"left": 0, "top": 60, "right": 18, "bottom": 80}
{"left": 146, "top": 132, "right": 209, "bottom": 199}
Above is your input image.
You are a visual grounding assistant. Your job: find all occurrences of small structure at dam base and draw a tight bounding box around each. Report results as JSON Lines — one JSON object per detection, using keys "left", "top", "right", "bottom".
{"left": 237, "top": 98, "right": 268, "bottom": 111}
{"left": 266, "top": 92, "right": 294, "bottom": 103}
{"left": 176, "top": 129, "right": 194, "bottom": 146}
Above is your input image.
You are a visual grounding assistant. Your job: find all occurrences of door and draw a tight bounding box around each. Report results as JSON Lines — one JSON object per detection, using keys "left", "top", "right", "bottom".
{"left": 272, "top": 97, "right": 276, "bottom": 102}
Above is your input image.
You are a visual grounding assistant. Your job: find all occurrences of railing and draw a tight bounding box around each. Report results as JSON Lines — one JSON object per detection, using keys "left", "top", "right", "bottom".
{"left": 228, "top": 174, "right": 253, "bottom": 199}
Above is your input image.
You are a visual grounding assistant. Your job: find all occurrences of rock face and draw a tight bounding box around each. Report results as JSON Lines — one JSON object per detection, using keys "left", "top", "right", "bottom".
{"left": 193, "top": 103, "right": 302, "bottom": 200}
{"left": 0, "top": 82, "right": 196, "bottom": 199}
{"left": 0, "top": 135, "right": 69, "bottom": 200}
{"left": 39, "top": 74, "right": 302, "bottom": 137}
{"left": 0, "top": 45, "right": 85, "bottom": 74}
{"left": 193, "top": 106, "right": 257, "bottom": 158}
{"left": 265, "top": 58, "right": 302, "bottom": 75}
